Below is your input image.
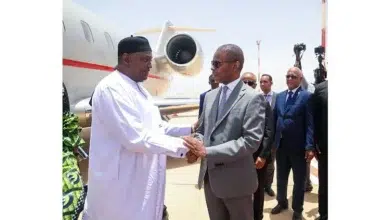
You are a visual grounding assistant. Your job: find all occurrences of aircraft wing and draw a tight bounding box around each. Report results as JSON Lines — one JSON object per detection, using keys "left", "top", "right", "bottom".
{"left": 152, "top": 97, "right": 199, "bottom": 107}
{"left": 73, "top": 96, "right": 199, "bottom": 127}
{"left": 153, "top": 97, "right": 200, "bottom": 116}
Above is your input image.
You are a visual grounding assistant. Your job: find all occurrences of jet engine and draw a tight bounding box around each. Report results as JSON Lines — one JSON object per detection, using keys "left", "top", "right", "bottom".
{"left": 164, "top": 34, "right": 203, "bottom": 76}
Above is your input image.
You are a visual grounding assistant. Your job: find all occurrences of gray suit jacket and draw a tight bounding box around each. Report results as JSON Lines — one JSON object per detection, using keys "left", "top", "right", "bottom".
{"left": 270, "top": 91, "right": 277, "bottom": 110}
{"left": 253, "top": 101, "right": 274, "bottom": 162}
{"left": 195, "top": 80, "right": 267, "bottom": 199}
{"left": 268, "top": 91, "right": 278, "bottom": 147}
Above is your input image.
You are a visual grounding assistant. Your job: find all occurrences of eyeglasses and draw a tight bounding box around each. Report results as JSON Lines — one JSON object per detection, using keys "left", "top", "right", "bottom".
{"left": 286, "top": 74, "right": 298, "bottom": 79}
{"left": 243, "top": 80, "right": 256, "bottom": 87}
{"left": 211, "top": 60, "right": 236, "bottom": 69}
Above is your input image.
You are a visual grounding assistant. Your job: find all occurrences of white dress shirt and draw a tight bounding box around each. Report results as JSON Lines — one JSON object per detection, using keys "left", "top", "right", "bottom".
{"left": 262, "top": 91, "right": 274, "bottom": 105}
{"left": 219, "top": 77, "right": 241, "bottom": 105}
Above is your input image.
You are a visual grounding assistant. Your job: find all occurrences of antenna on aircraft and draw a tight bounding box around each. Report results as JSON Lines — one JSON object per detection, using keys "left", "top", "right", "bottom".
{"left": 256, "top": 40, "right": 261, "bottom": 74}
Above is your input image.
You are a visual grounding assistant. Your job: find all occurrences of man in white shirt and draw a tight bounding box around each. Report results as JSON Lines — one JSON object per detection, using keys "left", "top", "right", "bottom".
{"left": 82, "top": 36, "right": 196, "bottom": 220}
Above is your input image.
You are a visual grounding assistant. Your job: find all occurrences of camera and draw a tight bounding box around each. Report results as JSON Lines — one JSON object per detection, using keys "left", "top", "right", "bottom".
{"left": 293, "top": 43, "right": 306, "bottom": 70}
{"left": 294, "top": 43, "right": 306, "bottom": 53}
{"left": 313, "top": 46, "right": 327, "bottom": 84}
{"left": 314, "top": 46, "right": 325, "bottom": 55}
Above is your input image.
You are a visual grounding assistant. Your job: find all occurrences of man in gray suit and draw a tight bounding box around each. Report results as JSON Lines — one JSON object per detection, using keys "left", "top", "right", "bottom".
{"left": 259, "top": 73, "right": 278, "bottom": 197}
{"left": 183, "top": 44, "right": 267, "bottom": 220}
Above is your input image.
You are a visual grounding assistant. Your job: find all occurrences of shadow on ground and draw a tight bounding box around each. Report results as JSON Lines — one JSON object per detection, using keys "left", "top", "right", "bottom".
{"left": 167, "top": 157, "right": 200, "bottom": 170}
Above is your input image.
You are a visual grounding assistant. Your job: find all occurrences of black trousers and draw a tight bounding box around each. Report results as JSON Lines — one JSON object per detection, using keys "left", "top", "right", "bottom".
{"left": 264, "top": 150, "right": 275, "bottom": 189}
{"left": 276, "top": 142, "right": 307, "bottom": 213}
{"left": 253, "top": 162, "right": 268, "bottom": 220}
{"left": 318, "top": 153, "right": 328, "bottom": 218}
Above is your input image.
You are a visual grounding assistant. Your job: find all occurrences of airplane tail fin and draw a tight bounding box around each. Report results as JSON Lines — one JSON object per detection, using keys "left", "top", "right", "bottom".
{"left": 133, "top": 20, "right": 215, "bottom": 56}
{"left": 133, "top": 23, "right": 216, "bottom": 35}
{"left": 134, "top": 27, "right": 216, "bottom": 35}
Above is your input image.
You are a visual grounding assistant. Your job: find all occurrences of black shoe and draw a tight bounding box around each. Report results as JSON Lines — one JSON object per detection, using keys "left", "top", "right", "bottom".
{"left": 292, "top": 211, "right": 302, "bottom": 220}
{"left": 271, "top": 203, "right": 288, "bottom": 214}
{"left": 305, "top": 185, "right": 313, "bottom": 192}
{"left": 162, "top": 205, "right": 169, "bottom": 220}
{"left": 265, "top": 187, "right": 275, "bottom": 197}
{"left": 315, "top": 215, "right": 328, "bottom": 220}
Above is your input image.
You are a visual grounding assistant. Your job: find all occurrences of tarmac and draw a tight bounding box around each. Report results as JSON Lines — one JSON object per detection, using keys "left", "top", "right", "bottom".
{"left": 164, "top": 110, "right": 320, "bottom": 220}
{"left": 78, "top": 110, "right": 320, "bottom": 220}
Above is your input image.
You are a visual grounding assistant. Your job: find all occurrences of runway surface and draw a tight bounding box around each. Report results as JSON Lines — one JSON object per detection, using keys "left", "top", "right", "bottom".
{"left": 78, "top": 110, "right": 320, "bottom": 220}
{"left": 164, "top": 110, "right": 320, "bottom": 220}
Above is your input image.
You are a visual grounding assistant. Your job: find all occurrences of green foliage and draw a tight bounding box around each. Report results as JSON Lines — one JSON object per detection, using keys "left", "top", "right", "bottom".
{"left": 62, "top": 112, "right": 85, "bottom": 220}
{"left": 62, "top": 151, "right": 83, "bottom": 220}
{"left": 63, "top": 112, "right": 85, "bottom": 153}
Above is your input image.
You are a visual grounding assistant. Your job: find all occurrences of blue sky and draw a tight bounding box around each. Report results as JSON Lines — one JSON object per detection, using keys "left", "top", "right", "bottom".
{"left": 73, "top": 0, "right": 322, "bottom": 96}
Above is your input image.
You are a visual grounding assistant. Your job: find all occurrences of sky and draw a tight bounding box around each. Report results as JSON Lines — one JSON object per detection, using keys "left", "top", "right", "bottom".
{"left": 72, "top": 0, "right": 323, "bottom": 97}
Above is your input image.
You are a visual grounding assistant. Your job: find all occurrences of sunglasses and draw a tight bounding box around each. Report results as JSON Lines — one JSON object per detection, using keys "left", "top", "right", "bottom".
{"left": 243, "top": 80, "right": 256, "bottom": 86}
{"left": 211, "top": 60, "right": 236, "bottom": 69}
{"left": 286, "top": 74, "right": 298, "bottom": 79}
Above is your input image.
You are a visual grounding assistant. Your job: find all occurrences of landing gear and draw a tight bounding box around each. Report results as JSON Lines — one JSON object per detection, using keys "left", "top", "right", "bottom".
{"left": 161, "top": 114, "right": 171, "bottom": 122}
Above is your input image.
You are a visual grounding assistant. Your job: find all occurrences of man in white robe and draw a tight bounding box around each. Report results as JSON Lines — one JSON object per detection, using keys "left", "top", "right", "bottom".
{"left": 82, "top": 36, "right": 196, "bottom": 220}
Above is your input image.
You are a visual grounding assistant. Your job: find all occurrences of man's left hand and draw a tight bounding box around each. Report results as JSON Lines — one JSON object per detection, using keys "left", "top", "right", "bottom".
{"left": 186, "top": 151, "right": 198, "bottom": 164}
{"left": 255, "top": 157, "right": 266, "bottom": 169}
{"left": 305, "top": 150, "right": 315, "bottom": 162}
{"left": 182, "top": 136, "right": 206, "bottom": 158}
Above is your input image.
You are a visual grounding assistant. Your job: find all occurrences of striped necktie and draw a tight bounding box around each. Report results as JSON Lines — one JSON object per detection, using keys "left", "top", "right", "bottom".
{"left": 285, "top": 91, "right": 294, "bottom": 110}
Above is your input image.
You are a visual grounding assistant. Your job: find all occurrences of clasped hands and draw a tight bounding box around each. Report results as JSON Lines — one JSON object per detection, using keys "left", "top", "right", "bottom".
{"left": 181, "top": 136, "right": 206, "bottom": 164}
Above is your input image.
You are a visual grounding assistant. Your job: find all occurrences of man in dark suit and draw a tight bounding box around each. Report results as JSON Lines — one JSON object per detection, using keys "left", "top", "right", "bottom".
{"left": 241, "top": 72, "right": 274, "bottom": 220}
{"left": 198, "top": 74, "right": 219, "bottom": 118}
{"left": 312, "top": 78, "right": 328, "bottom": 220}
{"left": 259, "top": 73, "right": 278, "bottom": 197}
{"left": 271, "top": 67, "right": 315, "bottom": 220}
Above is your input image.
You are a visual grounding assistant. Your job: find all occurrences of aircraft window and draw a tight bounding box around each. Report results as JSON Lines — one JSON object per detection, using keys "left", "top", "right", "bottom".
{"left": 104, "top": 32, "right": 114, "bottom": 49}
{"left": 62, "top": 21, "right": 66, "bottom": 32}
{"left": 80, "top": 20, "right": 94, "bottom": 43}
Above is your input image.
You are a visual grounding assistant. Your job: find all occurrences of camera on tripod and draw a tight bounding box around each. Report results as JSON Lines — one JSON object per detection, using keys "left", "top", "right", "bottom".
{"left": 313, "top": 46, "right": 327, "bottom": 83}
{"left": 314, "top": 46, "right": 325, "bottom": 56}
{"left": 294, "top": 43, "right": 306, "bottom": 53}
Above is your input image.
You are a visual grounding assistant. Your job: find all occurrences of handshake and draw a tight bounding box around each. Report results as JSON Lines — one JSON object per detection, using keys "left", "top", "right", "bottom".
{"left": 181, "top": 136, "right": 206, "bottom": 164}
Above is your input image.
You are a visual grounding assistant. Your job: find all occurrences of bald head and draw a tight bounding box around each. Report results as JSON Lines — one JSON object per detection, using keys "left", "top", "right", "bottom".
{"left": 286, "top": 67, "right": 303, "bottom": 90}
{"left": 241, "top": 72, "right": 257, "bottom": 89}
{"left": 217, "top": 44, "right": 245, "bottom": 71}
{"left": 242, "top": 72, "right": 256, "bottom": 79}
{"left": 287, "top": 67, "right": 303, "bottom": 78}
